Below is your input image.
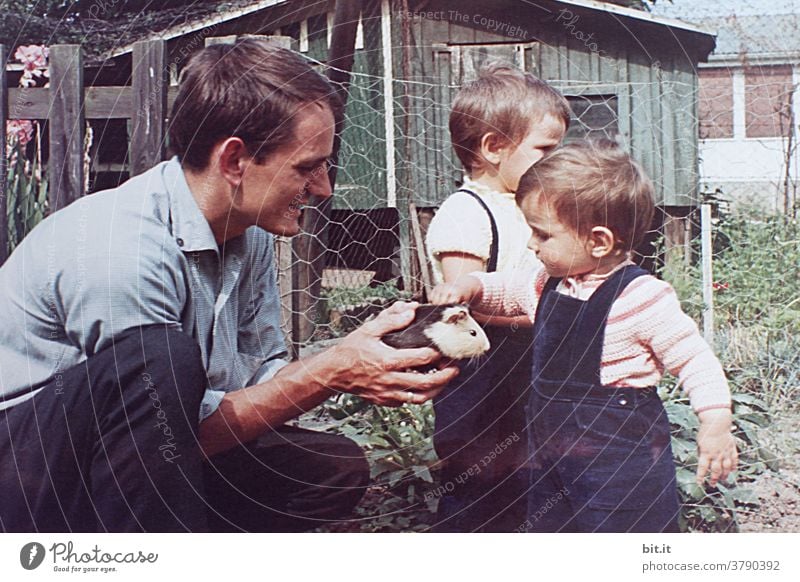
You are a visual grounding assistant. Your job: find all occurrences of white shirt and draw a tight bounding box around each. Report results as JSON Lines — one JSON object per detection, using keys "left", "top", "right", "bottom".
{"left": 426, "top": 177, "right": 539, "bottom": 283}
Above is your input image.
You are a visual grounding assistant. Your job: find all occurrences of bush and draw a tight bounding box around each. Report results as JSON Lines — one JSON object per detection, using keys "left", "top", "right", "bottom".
{"left": 315, "top": 395, "right": 439, "bottom": 532}
{"left": 5, "top": 130, "right": 49, "bottom": 255}
{"left": 659, "top": 208, "right": 800, "bottom": 531}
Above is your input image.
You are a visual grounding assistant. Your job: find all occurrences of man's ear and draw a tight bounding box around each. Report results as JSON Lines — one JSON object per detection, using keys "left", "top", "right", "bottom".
{"left": 479, "top": 132, "right": 508, "bottom": 166}
{"left": 215, "top": 137, "right": 249, "bottom": 188}
{"left": 587, "top": 226, "right": 617, "bottom": 258}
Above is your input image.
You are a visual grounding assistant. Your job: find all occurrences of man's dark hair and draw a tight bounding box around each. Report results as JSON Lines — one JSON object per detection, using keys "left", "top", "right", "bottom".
{"left": 169, "top": 39, "right": 341, "bottom": 170}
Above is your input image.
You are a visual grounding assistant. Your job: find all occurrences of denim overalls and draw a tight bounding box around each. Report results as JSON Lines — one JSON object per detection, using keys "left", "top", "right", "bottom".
{"left": 433, "top": 325, "right": 531, "bottom": 532}
{"left": 524, "top": 265, "right": 680, "bottom": 533}
{"left": 432, "top": 189, "right": 531, "bottom": 532}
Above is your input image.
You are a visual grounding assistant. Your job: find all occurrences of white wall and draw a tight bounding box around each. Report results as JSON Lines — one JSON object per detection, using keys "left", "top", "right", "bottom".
{"left": 698, "top": 65, "right": 800, "bottom": 213}
{"left": 699, "top": 138, "right": 796, "bottom": 211}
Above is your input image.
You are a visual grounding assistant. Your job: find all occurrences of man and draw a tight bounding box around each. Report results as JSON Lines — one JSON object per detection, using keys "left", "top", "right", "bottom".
{"left": 0, "top": 40, "right": 457, "bottom": 532}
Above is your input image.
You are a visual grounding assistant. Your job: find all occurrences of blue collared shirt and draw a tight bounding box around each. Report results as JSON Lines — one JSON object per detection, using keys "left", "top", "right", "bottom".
{"left": 0, "top": 157, "right": 288, "bottom": 419}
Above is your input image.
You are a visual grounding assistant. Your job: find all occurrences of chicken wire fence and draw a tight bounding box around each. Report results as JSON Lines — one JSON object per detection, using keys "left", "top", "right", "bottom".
{"left": 3, "top": 27, "right": 797, "bottom": 365}
{"left": 283, "top": 65, "right": 700, "bottom": 350}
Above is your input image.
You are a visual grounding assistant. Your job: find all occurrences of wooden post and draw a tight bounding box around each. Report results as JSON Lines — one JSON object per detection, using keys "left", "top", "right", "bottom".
{"left": 701, "top": 204, "right": 714, "bottom": 345}
{"left": 409, "top": 202, "right": 433, "bottom": 300}
{"left": 291, "top": 0, "right": 362, "bottom": 349}
{"left": 131, "top": 40, "right": 168, "bottom": 176}
{"left": 275, "top": 235, "right": 298, "bottom": 360}
{"left": 48, "top": 45, "right": 84, "bottom": 210}
{"left": 1, "top": 44, "right": 9, "bottom": 264}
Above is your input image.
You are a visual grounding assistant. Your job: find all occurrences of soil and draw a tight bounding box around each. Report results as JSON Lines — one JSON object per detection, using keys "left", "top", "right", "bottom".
{"left": 738, "top": 413, "right": 800, "bottom": 532}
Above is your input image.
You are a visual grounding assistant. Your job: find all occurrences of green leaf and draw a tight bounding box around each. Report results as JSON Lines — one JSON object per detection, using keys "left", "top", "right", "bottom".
{"left": 412, "top": 465, "right": 434, "bottom": 483}
{"left": 675, "top": 467, "right": 705, "bottom": 499}
{"left": 757, "top": 446, "right": 781, "bottom": 471}
{"left": 731, "top": 393, "right": 769, "bottom": 410}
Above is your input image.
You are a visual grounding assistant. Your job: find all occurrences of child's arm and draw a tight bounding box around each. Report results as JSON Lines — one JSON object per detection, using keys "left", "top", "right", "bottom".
{"left": 430, "top": 264, "right": 545, "bottom": 323}
{"left": 430, "top": 273, "right": 484, "bottom": 305}
{"left": 631, "top": 278, "right": 737, "bottom": 486}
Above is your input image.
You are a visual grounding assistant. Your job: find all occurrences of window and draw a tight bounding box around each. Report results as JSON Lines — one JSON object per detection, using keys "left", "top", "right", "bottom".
{"left": 698, "top": 68, "right": 734, "bottom": 139}
{"left": 565, "top": 94, "right": 619, "bottom": 142}
{"left": 745, "top": 65, "right": 793, "bottom": 138}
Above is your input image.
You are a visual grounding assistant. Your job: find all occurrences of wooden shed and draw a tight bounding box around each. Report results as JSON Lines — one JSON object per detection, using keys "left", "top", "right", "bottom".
{"left": 96, "top": 0, "right": 713, "bottom": 206}
{"left": 85, "top": 0, "right": 715, "bottom": 283}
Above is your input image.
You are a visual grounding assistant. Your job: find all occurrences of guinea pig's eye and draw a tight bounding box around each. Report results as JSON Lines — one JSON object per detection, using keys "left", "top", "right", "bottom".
{"left": 469, "top": 330, "right": 477, "bottom": 336}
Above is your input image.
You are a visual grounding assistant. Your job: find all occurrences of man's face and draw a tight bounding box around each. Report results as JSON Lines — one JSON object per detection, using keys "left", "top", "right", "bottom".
{"left": 236, "top": 102, "right": 335, "bottom": 237}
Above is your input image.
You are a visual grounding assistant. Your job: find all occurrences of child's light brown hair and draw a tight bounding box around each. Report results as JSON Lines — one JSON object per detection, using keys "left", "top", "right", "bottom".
{"left": 516, "top": 139, "right": 655, "bottom": 252}
{"left": 449, "top": 63, "right": 571, "bottom": 173}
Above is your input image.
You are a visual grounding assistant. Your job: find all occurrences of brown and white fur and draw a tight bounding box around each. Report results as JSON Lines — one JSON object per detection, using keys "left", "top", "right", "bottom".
{"left": 381, "top": 304, "right": 490, "bottom": 359}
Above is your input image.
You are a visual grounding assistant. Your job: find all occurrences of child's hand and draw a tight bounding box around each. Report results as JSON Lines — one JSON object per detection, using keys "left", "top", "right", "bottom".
{"left": 696, "top": 408, "right": 738, "bottom": 487}
{"left": 429, "top": 275, "right": 483, "bottom": 305}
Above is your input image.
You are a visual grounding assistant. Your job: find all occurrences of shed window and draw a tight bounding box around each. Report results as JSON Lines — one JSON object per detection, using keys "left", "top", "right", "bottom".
{"left": 565, "top": 95, "right": 619, "bottom": 142}
{"left": 698, "top": 68, "right": 734, "bottom": 139}
{"left": 745, "top": 66, "right": 793, "bottom": 138}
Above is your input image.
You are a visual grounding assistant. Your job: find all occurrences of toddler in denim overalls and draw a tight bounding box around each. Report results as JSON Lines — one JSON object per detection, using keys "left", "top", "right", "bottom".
{"left": 432, "top": 140, "right": 739, "bottom": 532}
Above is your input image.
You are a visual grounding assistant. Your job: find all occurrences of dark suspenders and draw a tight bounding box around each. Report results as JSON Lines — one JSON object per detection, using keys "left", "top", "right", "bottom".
{"left": 456, "top": 188, "right": 499, "bottom": 273}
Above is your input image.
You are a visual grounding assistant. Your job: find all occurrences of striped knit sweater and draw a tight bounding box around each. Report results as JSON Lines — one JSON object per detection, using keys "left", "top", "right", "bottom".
{"left": 473, "top": 261, "right": 732, "bottom": 413}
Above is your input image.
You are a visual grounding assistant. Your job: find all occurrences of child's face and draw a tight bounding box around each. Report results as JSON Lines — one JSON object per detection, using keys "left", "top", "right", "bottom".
{"left": 496, "top": 114, "right": 565, "bottom": 192}
{"left": 520, "top": 192, "right": 598, "bottom": 278}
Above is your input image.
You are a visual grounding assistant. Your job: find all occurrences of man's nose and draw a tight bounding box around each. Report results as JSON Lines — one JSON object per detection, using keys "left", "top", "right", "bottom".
{"left": 307, "top": 166, "right": 333, "bottom": 199}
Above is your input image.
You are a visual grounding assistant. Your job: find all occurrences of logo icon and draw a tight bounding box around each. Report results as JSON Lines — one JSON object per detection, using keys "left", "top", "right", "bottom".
{"left": 20, "top": 542, "right": 46, "bottom": 570}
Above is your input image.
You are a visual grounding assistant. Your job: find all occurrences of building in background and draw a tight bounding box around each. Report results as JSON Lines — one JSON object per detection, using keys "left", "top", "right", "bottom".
{"left": 653, "top": 0, "right": 800, "bottom": 213}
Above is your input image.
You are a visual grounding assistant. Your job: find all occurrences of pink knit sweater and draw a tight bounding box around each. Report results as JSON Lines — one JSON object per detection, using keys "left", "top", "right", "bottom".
{"left": 473, "top": 262, "right": 732, "bottom": 413}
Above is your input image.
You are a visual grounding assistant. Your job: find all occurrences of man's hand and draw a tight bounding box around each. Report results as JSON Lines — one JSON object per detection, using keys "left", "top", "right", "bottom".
{"left": 696, "top": 408, "right": 738, "bottom": 487}
{"left": 429, "top": 275, "right": 483, "bottom": 306}
{"left": 320, "top": 301, "right": 459, "bottom": 406}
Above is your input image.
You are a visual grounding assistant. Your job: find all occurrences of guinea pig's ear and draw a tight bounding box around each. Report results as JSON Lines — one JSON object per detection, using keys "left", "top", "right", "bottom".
{"left": 445, "top": 307, "right": 468, "bottom": 324}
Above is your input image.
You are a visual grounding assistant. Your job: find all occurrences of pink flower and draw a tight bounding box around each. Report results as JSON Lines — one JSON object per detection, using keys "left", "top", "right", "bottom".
{"left": 6, "top": 120, "right": 34, "bottom": 147}
{"left": 14, "top": 45, "right": 49, "bottom": 88}
{"left": 14, "top": 45, "right": 48, "bottom": 70}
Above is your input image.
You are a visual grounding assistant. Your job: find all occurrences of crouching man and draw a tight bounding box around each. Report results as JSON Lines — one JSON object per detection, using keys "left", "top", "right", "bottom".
{"left": 0, "top": 40, "right": 457, "bottom": 532}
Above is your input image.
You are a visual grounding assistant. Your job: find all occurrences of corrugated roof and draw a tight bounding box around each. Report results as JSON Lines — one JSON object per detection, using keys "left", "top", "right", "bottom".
{"left": 651, "top": 0, "right": 800, "bottom": 59}
{"left": 101, "top": 0, "right": 714, "bottom": 60}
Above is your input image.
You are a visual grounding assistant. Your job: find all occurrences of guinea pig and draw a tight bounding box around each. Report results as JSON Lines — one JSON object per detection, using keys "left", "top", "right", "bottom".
{"left": 381, "top": 304, "right": 490, "bottom": 359}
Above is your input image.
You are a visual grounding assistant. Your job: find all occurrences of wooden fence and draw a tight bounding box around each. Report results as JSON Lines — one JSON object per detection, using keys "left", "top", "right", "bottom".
{"left": 1, "top": 39, "right": 170, "bottom": 265}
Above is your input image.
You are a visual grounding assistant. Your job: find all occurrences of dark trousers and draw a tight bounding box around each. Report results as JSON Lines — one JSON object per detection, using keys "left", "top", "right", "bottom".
{"left": 0, "top": 326, "right": 368, "bottom": 532}
{"left": 432, "top": 325, "right": 531, "bottom": 532}
{"left": 525, "top": 383, "right": 680, "bottom": 533}
{"left": 524, "top": 266, "right": 680, "bottom": 533}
